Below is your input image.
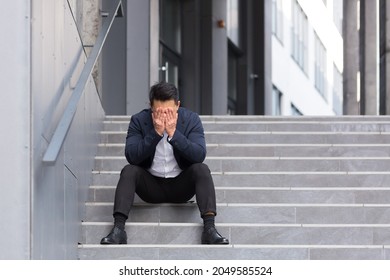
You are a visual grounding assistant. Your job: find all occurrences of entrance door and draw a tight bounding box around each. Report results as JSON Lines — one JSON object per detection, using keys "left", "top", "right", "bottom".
{"left": 159, "top": 46, "right": 180, "bottom": 87}
{"left": 159, "top": 0, "right": 181, "bottom": 88}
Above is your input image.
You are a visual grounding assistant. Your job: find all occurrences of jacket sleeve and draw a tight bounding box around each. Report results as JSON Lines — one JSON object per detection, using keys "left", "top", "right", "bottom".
{"left": 125, "top": 114, "right": 162, "bottom": 165}
{"left": 168, "top": 113, "right": 206, "bottom": 164}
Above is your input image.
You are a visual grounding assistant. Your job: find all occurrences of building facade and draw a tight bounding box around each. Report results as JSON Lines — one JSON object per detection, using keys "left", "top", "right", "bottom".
{"left": 272, "top": 0, "right": 343, "bottom": 116}
{"left": 99, "top": 0, "right": 343, "bottom": 116}
{"left": 100, "top": 0, "right": 273, "bottom": 116}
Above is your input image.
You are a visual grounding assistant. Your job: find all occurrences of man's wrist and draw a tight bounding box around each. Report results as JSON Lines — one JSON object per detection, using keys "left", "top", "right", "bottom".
{"left": 155, "top": 129, "right": 164, "bottom": 137}
{"left": 167, "top": 129, "right": 175, "bottom": 139}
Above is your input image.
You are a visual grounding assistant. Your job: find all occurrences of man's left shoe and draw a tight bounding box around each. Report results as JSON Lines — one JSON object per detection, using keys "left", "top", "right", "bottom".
{"left": 100, "top": 226, "right": 127, "bottom": 244}
{"left": 201, "top": 227, "right": 229, "bottom": 245}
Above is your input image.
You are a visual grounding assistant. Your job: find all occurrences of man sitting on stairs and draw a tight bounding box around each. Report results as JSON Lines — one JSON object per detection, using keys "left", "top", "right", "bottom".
{"left": 100, "top": 81, "right": 229, "bottom": 245}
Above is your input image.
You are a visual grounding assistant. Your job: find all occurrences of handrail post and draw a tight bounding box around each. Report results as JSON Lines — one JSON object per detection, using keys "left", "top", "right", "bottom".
{"left": 43, "top": 0, "right": 122, "bottom": 164}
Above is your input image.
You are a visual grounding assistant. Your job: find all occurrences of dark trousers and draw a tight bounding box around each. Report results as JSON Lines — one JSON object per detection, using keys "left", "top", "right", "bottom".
{"left": 113, "top": 163, "right": 217, "bottom": 218}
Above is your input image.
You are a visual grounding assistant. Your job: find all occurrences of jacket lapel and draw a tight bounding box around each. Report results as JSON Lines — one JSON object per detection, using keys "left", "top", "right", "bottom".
{"left": 176, "top": 108, "right": 186, "bottom": 134}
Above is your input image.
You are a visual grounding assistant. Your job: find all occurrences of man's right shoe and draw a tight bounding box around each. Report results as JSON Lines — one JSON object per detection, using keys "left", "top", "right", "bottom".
{"left": 100, "top": 226, "right": 127, "bottom": 245}
{"left": 201, "top": 227, "right": 229, "bottom": 245}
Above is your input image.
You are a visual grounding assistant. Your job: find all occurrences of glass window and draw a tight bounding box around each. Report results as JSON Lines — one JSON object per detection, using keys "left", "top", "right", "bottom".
{"left": 159, "top": 0, "right": 182, "bottom": 88}
{"left": 333, "top": 64, "right": 343, "bottom": 115}
{"left": 227, "top": 0, "right": 240, "bottom": 47}
{"left": 160, "top": 0, "right": 181, "bottom": 54}
{"left": 291, "top": 103, "right": 302, "bottom": 115}
{"left": 291, "top": 0, "right": 308, "bottom": 73}
{"left": 272, "top": 86, "right": 283, "bottom": 115}
{"left": 272, "top": 0, "right": 284, "bottom": 43}
{"left": 314, "top": 32, "right": 327, "bottom": 100}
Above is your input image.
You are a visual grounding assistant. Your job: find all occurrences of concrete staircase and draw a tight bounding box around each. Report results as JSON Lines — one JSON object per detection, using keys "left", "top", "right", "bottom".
{"left": 78, "top": 115, "right": 390, "bottom": 259}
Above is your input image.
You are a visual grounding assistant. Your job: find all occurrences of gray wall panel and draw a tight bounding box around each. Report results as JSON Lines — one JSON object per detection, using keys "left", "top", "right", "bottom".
{"left": 0, "top": 0, "right": 32, "bottom": 260}
{"left": 0, "top": 0, "right": 105, "bottom": 259}
{"left": 30, "top": 0, "right": 105, "bottom": 259}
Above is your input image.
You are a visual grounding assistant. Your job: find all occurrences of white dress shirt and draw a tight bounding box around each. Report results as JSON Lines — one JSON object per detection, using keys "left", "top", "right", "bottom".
{"left": 148, "top": 132, "right": 182, "bottom": 178}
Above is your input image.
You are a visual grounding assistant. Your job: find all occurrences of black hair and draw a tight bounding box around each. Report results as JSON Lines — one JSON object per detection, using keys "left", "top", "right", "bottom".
{"left": 149, "top": 81, "right": 179, "bottom": 106}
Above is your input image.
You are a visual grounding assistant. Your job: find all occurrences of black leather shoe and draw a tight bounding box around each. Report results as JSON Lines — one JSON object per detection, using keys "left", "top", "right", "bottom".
{"left": 100, "top": 226, "right": 127, "bottom": 244}
{"left": 201, "top": 227, "right": 229, "bottom": 245}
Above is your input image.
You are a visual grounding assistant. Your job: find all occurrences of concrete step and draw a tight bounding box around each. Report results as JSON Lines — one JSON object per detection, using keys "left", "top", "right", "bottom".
{"left": 78, "top": 244, "right": 390, "bottom": 260}
{"left": 212, "top": 172, "right": 390, "bottom": 188}
{"left": 88, "top": 186, "right": 390, "bottom": 204}
{"left": 80, "top": 115, "right": 390, "bottom": 260}
{"left": 199, "top": 115, "right": 390, "bottom": 122}
{"left": 204, "top": 132, "right": 390, "bottom": 145}
{"left": 92, "top": 170, "right": 390, "bottom": 188}
{"left": 105, "top": 115, "right": 390, "bottom": 122}
{"left": 93, "top": 156, "right": 390, "bottom": 172}
{"left": 99, "top": 131, "right": 390, "bottom": 144}
{"left": 81, "top": 222, "right": 390, "bottom": 246}
{"left": 84, "top": 202, "right": 390, "bottom": 224}
{"left": 103, "top": 120, "right": 390, "bottom": 132}
{"left": 97, "top": 143, "right": 390, "bottom": 157}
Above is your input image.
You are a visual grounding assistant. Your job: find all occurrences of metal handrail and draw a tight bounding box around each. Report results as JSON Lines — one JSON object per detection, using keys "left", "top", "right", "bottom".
{"left": 43, "top": 0, "right": 122, "bottom": 163}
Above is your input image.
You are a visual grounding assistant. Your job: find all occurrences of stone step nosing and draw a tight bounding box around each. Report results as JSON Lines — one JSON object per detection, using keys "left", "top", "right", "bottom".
{"left": 105, "top": 115, "right": 390, "bottom": 120}
{"left": 79, "top": 244, "right": 234, "bottom": 248}
{"left": 81, "top": 221, "right": 390, "bottom": 228}
{"left": 98, "top": 143, "right": 390, "bottom": 147}
{"left": 89, "top": 185, "right": 390, "bottom": 191}
{"left": 223, "top": 171, "right": 390, "bottom": 175}
{"left": 84, "top": 202, "right": 390, "bottom": 208}
{"left": 103, "top": 120, "right": 390, "bottom": 125}
{"left": 211, "top": 131, "right": 389, "bottom": 135}
{"left": 78, "top": 244, "right": 387, "bottom": 249}
{"left": 234, "top": 244, "right": 386, "bottom": 249}
{"left": 95, "top": 156, "right": 390, "bottom": 160}
{"left": 92, "top": 170, "right": 390, "bottom": 175}
{"left": 213, "top": 143, "right": 390, "bottom": 147}
{"left": 100, "top": 131, "right": 389, "bottom": 136}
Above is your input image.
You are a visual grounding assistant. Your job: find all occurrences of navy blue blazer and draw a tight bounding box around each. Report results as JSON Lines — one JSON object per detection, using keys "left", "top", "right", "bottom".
{"left": 125, "top": 107, "right": 206, "bottom": 170}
